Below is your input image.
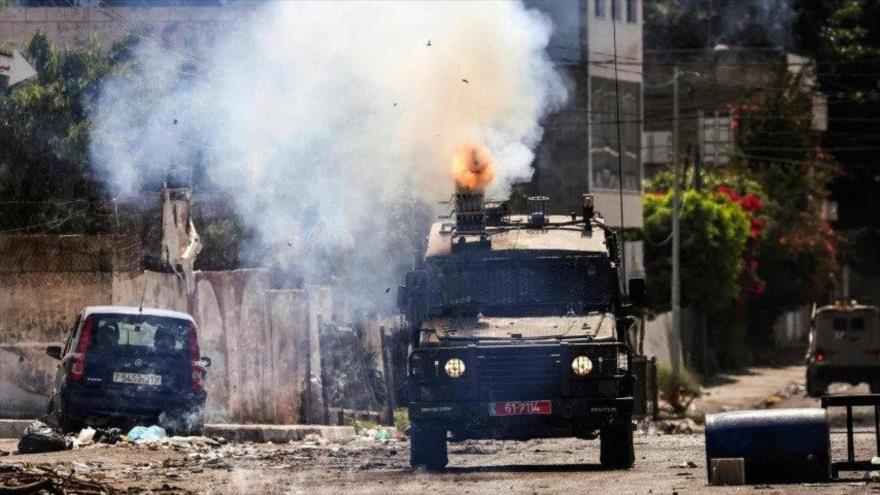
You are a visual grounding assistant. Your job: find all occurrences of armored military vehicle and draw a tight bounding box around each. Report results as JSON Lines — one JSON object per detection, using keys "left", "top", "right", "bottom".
{"left": 806, "top": 302, "right": 880, "bottom": 397}
{"left": 398, "top": 190, "right": 647, "bottom": 471}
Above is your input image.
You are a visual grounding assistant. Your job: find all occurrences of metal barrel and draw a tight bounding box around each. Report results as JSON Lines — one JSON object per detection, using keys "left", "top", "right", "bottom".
{"left": 705, "top": 408, "right": 831, "bottom": 483}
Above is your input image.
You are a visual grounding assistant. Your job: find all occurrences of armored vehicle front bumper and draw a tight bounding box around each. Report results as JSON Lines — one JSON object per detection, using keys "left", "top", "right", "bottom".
{"left": 408, "top": 342, "right": 634, "bottom": 439}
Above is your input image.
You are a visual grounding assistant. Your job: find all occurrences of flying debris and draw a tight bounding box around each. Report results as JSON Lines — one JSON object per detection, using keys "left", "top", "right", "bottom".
{"left": 426, "top": 39, "right": 432, "bottom": 47}
{"left": 461, "top": 78, "right": 469, "bottom": 84}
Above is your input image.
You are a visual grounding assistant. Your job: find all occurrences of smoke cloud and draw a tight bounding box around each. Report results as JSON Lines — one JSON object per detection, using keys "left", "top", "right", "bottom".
{"left": 90, "top": 1, "right": 567, "bottom": 310}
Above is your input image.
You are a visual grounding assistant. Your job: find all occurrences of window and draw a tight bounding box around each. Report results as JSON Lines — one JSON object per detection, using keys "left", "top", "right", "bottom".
{"left": 627, "top": 0, "right": 637, "bottom": 23}
{"left": 643, "top": 131, "right": 672, "bottom": 164}
{"left": 833, "top": 317, "right": 847, "bottom": 331}
{"left": 611, "top": 0, "right": 620, "bottom": 20}
{"left": 699, "top": 112, "right": 732, "bottom": 165}
{"left": 594, "top": 0, "right": 605, "bottom": 17}
{"left": 851, "top": 317, "right": 865, "bottom": 331}
{"left": 89, "top": 314, "right": 192, "bottom": 355}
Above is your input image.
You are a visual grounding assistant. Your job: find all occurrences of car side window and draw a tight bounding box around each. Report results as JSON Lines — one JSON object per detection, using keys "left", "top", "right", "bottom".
{"left": 833, "top": 317, "right": 847, "bottom": 331}
{"left": 851, "top": 317, "right": 865, "bottom": 331}
{"left": 62, "top": 315, "right": 81, "bottom": 356}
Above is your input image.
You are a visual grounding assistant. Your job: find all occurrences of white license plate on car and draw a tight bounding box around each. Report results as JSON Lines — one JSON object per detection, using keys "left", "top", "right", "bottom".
{"left": 113, "top": 372, "right": 162, "bottom": 386}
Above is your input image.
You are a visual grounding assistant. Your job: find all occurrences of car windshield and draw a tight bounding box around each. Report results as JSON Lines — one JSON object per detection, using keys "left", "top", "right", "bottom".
{"left": 88, "top": 313, "right": 192, "bottom": 356}
{"left": 426, "top": 254, "right": 610, "bottom": 317}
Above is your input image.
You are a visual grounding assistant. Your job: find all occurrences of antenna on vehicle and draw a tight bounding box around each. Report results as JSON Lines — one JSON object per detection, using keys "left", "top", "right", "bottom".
{"left": 611, "top": 8, "right": 627, "bottom": 293}
{"left": 138, "top": 275, "right": 148, "bottom": 314}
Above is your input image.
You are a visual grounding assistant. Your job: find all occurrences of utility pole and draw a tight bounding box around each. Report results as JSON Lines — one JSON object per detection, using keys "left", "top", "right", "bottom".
{"left": 670, "top": 65, "right": 683, "bottom": 388}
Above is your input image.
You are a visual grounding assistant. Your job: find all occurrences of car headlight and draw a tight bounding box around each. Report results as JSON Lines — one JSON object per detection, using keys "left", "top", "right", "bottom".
{"left": 444, "top": 358, "right": 466, "bottom": 378}
{"left": 571, "top": 355, "right": 593, "bottom": 376}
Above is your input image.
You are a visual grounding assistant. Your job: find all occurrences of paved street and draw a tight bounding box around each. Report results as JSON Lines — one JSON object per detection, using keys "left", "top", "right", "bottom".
{"left": 2, "top": 426, "right": 879, "bottom": 494}
{"left": 4, "top": 364, "right": 880, "bottom": 495}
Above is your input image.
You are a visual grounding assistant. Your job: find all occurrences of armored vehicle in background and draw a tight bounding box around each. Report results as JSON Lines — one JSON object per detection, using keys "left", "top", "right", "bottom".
{"left": 806, "top": 302, "right": 880, "bottom": 397}
{"left": 398, "top": 191, "right": 647, "bottom": 471}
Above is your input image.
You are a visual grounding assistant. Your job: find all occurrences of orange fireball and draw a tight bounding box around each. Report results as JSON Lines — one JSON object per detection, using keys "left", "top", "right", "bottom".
{"left": 451, "top": 143, "right": 496, "bottom": 191}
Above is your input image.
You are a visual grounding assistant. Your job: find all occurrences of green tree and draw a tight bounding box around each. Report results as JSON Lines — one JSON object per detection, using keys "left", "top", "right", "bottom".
{"left": 643, "top": 188, "right": 750, "bottom": 372}
{"left": 794, "top": 0, "right": 880, "bottom": 298}
{"left": 0, "top": 31, "right": 118, "bottom": 234}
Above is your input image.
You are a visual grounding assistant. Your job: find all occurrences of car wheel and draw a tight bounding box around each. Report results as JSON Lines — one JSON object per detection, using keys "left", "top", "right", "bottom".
{"left": 600, "top": 420, "right": 635, "bottom": 469}
{"left": 409, "top": 421, "right": 448, "bottom": 471}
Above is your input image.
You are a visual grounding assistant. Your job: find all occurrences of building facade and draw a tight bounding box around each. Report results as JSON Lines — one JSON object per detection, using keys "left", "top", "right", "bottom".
{"left": 525, "top": 0, "right": 643, "bottom": 231}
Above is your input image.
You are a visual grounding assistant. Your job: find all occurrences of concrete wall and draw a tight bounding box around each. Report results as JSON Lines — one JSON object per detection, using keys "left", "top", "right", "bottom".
{"left": 0, "top": 235, "right": 345, "bottom": 422}
{"left": 0, "top": 6, "right": 255, "bottom": 51}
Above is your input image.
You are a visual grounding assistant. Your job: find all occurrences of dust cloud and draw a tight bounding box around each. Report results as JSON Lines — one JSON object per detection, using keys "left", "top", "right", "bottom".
{"left": 89, "top": 1, "right": 567, "bottom": 310}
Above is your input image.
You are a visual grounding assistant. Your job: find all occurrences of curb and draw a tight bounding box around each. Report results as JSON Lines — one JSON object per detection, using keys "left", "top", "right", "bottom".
{"left": 0, "top": 419, "right": 32, "bottom": 438}
{"left": 204, "top": 424, "right": 355, "bottom": 443}
{"left": 0, "top": 420, "right": 355, "bottom": 444}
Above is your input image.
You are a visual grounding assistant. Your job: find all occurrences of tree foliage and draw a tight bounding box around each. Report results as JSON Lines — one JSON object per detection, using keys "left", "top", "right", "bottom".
{"left": 643, "top": 188, "right": 750, "bottom": 314}
{"left": 0, "top": 31, "right": 118, "bottom": 234}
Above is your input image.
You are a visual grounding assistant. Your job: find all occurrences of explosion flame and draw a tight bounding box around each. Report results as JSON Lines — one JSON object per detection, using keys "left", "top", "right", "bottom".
{"left": 451, "top": 143, "right": 497, "bottom": 191}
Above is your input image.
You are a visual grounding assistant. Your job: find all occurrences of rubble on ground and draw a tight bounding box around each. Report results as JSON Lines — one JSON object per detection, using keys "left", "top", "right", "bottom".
{"left": 0, "top": 463, "right": 120, "bottom": 494}
{"left": 655, "top": 418, "right": 705, "bottom": 434}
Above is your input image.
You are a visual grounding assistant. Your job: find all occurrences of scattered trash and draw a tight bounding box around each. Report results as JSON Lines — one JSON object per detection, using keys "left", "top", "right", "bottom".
{"left": 71, "top": 461, "right": 92, "bottom": 474}
{"left": 0, "top": 464, "right": 115, "bottom": 495}
{"left": 17, "top": 420, "right": 72, "bottom": 454}
{"left": 866, "top": 470, "right": 880, "bottom": 482}
{"left": 77, "top": 427, "right": 96, "bottom": 446}
{"left": 127, "top": 425, "right": 167, "bottom": 443}
{"left": 636, "top": 415, "right": 656, "bottom": 435}
{"left": 374, "top": 428, "right": 391, "bottom": 441}
{"left": 95, "top": 427, "right": 123, "bottom": 444}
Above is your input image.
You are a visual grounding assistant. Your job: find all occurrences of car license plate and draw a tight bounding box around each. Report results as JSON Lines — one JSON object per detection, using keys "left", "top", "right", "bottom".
{"left": 113, "top": 372, "right": 162, "bottom": 386}
{"left": 490, "top": 400, "right": 552, "bottom": 416}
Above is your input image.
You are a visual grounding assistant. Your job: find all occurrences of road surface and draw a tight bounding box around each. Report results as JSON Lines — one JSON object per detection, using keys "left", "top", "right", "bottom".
{"left": 2, "top": 364, "right": 879, "bottom": 494}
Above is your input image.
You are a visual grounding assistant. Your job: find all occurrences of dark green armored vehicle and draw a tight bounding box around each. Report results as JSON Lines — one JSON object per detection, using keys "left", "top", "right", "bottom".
{"left": 398, "top": 191, "right": 647, "bottom": 471}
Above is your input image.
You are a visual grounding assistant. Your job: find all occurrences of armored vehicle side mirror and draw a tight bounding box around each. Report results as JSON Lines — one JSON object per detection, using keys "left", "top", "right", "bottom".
{"left": 628, "top": 278, "right": 646, "bottom": 307}
{"left": 46, "top": 345, "right": 62, "bottom": 360}
{"left": 397, "top": 285, "right": 408, "bottom": 312}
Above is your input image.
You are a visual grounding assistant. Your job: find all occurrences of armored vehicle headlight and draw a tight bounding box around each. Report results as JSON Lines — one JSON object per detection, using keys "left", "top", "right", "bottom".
{"left": 444, "top": 358, "right": 466, "bottom": 378}
{"left": 571, "top": 355, "right": 593, "bottom": 376}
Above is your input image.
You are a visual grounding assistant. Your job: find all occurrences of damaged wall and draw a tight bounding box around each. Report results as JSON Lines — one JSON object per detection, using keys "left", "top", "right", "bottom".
{"left": 0, "top": 235, "right": 366, "bottom": 423}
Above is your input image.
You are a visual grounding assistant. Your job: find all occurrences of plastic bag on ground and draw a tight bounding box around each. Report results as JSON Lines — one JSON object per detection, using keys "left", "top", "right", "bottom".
{"left": 127, "top": 425, "right": 167, "bottom": 443}
{"left": 94, "top": 427, "right": 122, "bottom": 444}
{"left": 76, "top": 427, "right": 96, "bottom": 446}
{"left": 18, "top": 420, "right": 71, "bottom": 454}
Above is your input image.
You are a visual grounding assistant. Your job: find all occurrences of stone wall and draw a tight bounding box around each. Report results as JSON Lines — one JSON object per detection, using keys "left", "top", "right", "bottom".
{"left": 0, "top": 5, "right": 254, "bottom": 51}
{"left": 0, "top": 234, "right": 358, "bottom": 423}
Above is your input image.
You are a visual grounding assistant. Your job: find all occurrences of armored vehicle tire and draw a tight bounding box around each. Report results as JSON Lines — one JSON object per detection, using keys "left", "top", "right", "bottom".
{"left": 410, "top": 421, "right": 448, "bottom": 471}
{"left": 600, "top": 421, "right": 635, "bottom": 469}
{"left": 806, "top": 371, "right": 826, "bottom": 398}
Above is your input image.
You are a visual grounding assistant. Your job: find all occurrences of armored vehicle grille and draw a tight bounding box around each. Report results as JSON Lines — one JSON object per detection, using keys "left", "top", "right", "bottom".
{"left": 476, "top": 346, "right": 562, "bottom": 401}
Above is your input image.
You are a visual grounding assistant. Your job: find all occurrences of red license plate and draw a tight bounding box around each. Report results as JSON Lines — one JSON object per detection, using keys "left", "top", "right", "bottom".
{"left": 490, "top": 400, "right": 552, "bottom": 416}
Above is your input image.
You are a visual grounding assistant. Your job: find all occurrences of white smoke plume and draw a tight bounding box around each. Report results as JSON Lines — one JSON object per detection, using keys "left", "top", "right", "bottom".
{"left": 90, "top": 1, "right": 567, "bottom": 310}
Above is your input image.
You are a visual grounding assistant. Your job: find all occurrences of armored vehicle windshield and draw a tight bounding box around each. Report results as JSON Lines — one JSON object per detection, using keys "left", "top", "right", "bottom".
{"left": 426, "top": 253, "right": 611, "bottom": 318}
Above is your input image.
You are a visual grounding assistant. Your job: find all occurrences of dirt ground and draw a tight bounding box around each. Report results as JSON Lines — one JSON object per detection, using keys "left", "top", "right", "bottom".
{"left": 3, "top": 364, "right": 880, "bottom": 495}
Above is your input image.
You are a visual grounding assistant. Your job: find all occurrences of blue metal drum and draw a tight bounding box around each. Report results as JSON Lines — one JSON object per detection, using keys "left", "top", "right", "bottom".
{"left": 705, "top": 408, "right": 831, "bottom": 483}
